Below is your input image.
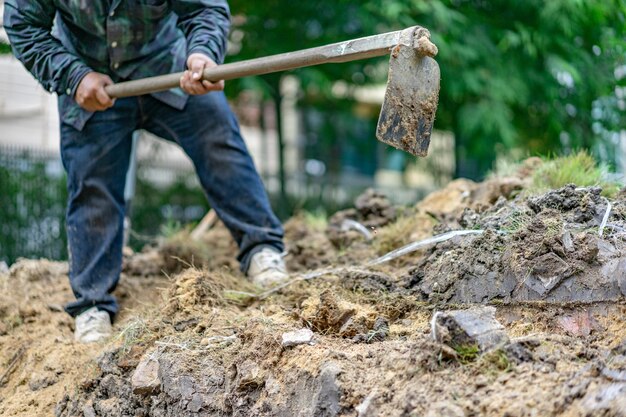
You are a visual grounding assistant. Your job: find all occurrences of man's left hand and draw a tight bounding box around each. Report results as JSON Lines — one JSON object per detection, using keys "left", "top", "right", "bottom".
{"left": 180, "top": 53, "right": 225, "bottom": 95}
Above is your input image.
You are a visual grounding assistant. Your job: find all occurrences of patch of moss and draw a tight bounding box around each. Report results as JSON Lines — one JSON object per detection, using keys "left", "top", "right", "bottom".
{"left": 454, "top": 343, "right": 480, "bottom": 364}
{"left": 480, "top": 349, "right": 512, "bottom": 373}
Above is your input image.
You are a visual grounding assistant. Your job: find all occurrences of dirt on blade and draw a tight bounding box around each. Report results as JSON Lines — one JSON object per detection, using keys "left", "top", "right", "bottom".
{"left": 1, "top": 158, "right": 625, "bottom": 417}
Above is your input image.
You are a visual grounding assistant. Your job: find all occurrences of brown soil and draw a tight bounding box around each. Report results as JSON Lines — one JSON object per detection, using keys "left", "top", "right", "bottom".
{"left": 0, "top": 260, "right": 168, "bottom": 416}
{"left": 1, "top": 162, "right": 625, "bottom": 417}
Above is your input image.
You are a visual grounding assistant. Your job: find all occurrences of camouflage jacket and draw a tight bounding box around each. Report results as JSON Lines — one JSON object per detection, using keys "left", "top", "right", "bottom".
{"left": 3, "top": 0, "right": 230, "bottom": 130}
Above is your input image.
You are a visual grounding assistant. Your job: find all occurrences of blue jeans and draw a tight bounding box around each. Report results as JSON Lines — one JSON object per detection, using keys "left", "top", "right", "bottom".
{"left": 60, "top": 93, "right": 284, "bottom": 318}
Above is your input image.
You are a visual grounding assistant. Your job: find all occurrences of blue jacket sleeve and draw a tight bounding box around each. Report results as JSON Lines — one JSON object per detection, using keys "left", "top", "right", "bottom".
{"left": 172, "top": 0, "right": 231, "bottom": 64}
{"left": 3, "top": 0, "right": 92, "bottom": 97}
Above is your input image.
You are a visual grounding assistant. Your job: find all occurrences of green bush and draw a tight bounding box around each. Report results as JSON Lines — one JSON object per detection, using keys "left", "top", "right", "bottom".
{"left": 0, "top": 42, "right": 12, "bottom": 55}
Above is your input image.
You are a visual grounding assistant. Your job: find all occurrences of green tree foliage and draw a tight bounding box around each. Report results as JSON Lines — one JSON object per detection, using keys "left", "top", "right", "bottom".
{"left": 227, "top": 1, "right": 380, "bottom": 94}
{"left": 0, "top": 42, "right": 11, "bottom": 54}
{"left": 227, "top": 0, "right": 625, "bottom": 178}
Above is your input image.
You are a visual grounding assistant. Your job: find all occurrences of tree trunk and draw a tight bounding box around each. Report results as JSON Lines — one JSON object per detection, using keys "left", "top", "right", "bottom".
{"left": 268, "top": 75, "right": 288, "bottom": 218}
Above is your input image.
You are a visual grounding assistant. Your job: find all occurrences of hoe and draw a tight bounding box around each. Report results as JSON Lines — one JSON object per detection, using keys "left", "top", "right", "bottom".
{"left": 106, "top": 26, "right": 440, "bottom": 157}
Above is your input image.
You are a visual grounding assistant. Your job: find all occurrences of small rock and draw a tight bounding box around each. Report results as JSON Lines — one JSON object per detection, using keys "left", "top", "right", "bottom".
{"left": 95, "top": 398, "right": 121, "bottom": 416}
{"left": 425, "top": 401, "right": 466, "bottom": 417}
{"left": 188, "top": 393, "right": 204, "bottom": 413}
{"left": 173, "top": 317, "right": 198, "bottom": 332}
{"left": 556, "top": 310, "right": 600, "bottom": 337}
{"left": 264, "top": 374, "right": 281, "bottom": 396}
{"left": 432, "top": 307, "right": 509, "bottom": 352}
{"left": 100, "top": 374, "right": 124, "bottom": 397}
{"left": 131, "top": 355, "right": 161, "bottom": 396}
{"left": 356, "top": 390, "right": 377, "bottom": 417}
{"left": 54, "top": 394, "right": 70, "bottom": 417}
{"left": 178, "top": 375, "right": 196, "bottom": 399}
{"left": 439, "top": 344, "right": 459, "bottom": 361}
{"left": 503, "top": 341, "right": 534, "bottom": 364}
{"left": 474, "top": 375, "right": 488, "bottom": 388}
{"left": 28, "top": 372, "right": 58, "bottom": 391}
{"left": 575, "top": 383, "right": 626, "bottom": 415}
{"left": 315, "top": 361, "right": 342, "bottom": 416}
{"left": 353, "top": 317, "right": 389, "bottom": 343}
{"left": 47, "top": 304, "right": 64, "bottom": 313}
{"left": 596, "top": 239, "right": 617, "bottom": 260}
{"left": 525, "top": 252, "right": 573, "bottom": 296}
{"left": 237, "top": 360, "right": 264, "bottom": 390}
{"left": 562, "top": 231, "right": 574, "bottom": 252}
{"left": 82, "top": 403, "right": 96, "bottom": 417}
{"left": 282, "top": 328, "right": 314, "bottom": 347}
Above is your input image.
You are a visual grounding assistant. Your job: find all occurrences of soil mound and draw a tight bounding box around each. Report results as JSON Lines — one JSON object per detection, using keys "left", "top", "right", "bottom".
{"left": 405, "top": 184, "right": 626, "bottom": 304}
{"left": 1, "top": 168, "right": 625, "bottom": 417}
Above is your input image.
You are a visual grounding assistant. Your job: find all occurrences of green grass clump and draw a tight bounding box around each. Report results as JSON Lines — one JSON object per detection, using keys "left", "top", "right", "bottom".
{"left": 501, "top": 209, "right": 533, "bottom": 234}
{"left": 530, "top": 151, "right": 621, "bottom": 198}
{"left": 454, "top": 343, "right": 480, "bottom": 364}
{"left": 480, "top": 349, "right": 512, "bottom": 373}
{"left": 302, "top": 210, "right": 328, "bottom": 231}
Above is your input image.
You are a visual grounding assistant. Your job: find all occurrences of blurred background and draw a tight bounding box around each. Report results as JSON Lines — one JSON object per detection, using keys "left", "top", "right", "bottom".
{"left": 0, "top": 0, "right": 624, "bottom": 265}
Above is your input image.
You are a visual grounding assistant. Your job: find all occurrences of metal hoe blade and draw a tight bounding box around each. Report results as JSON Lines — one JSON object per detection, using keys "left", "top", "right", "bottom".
{"left": 376, "top": 27, "right": 441, "bottom": 157}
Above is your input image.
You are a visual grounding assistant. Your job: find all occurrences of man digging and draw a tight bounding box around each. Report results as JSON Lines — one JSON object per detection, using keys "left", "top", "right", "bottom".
{"left": 4, "top": 0, "right": 288, "bottom": 343}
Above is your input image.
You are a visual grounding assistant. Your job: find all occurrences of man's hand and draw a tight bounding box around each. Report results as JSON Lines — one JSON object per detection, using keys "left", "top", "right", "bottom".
{"left": 180, "top": 53, "right": 224, "bottom": 95}
{"left": 74, "top": 72, "right": 115, "bottom": 112}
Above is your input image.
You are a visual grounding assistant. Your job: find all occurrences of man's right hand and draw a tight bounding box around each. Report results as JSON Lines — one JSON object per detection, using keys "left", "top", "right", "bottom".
{"left": 74, "top": 72, "right": 115, "bottom": 112}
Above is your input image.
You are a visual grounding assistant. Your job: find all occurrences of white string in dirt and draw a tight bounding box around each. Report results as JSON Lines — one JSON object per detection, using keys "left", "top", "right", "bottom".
{"left": 598, "top": 197, "right": 612, "bottom": 237}
{"left": 340, "top": 219, "right": 373, "bottom": 241}
{"left": 430, "top": 311, "right": 443, "bottom": 341}
{"left": 367, "top": 230, "right": 484, "bottom": 266}
{"left": 154, "top": 335, "right": 236, "bottom": 352}
{"left": 254, "top": 229, "right": 484, "bottom": 300}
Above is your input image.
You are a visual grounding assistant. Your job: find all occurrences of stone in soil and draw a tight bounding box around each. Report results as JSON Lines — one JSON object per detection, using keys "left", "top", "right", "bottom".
{"left": 431, "top": 306, "right": 509, "bottom": 352}
{"left": 282, "top": 328, "right": 314, "bottom": 347}
{"left": 572, "top": 382, "right": 626, "bottom": 415}
{"left": 131, "top": 354, "right": 161, "bottom": 395}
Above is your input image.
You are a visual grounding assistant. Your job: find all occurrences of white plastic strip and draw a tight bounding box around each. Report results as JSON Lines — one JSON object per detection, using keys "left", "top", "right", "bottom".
{"left": 598, "top": 197, "right": 612, "bottom": 237}
{"left": 256, "top": 229, "right": 485, "bottom": 300}
{"left": 341, "top": 219, "right": 373, "bottom": 241}
{"left": 367, "top": 230, "right": 484, "bottom": 266}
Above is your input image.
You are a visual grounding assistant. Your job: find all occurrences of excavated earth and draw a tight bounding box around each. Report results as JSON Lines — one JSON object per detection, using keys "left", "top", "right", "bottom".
{"left": 1, "top": 162, "right": 625, "bottom": 417}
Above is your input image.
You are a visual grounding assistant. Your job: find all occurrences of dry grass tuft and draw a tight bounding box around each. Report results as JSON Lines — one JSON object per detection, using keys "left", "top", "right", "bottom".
{"left": 165, "top": 268, "right": 252, "bottom": 314}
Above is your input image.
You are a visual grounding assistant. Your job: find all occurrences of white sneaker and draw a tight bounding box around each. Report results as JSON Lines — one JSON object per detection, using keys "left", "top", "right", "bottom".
{"left": 74, "top": 307, "right": 112, "bottom": 343}
{"left": 247, "top": 248, "right": 289, "bottom": 287}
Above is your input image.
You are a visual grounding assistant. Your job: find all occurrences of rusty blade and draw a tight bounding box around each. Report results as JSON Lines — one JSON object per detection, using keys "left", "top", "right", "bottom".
{"left": 376, "top": 40, "right": 440, "bottom": 157}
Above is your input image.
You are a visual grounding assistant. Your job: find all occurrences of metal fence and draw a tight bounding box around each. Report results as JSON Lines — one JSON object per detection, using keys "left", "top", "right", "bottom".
{"left": 0, "top": 145, "right": 211, "bottom": 265}
{"left": 0, "top": 146, "right": 68, "bottom": 264}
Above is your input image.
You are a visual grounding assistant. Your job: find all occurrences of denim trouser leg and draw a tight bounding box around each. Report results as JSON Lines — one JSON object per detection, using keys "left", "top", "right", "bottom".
{"left": 140, "top": 93, "right": 284, "bottom": 271}
{"left": 61, "top": 98, "right": 138, "bottom": 318}
{"left": 60, "top": 93, "right": 283, "bottom": 318}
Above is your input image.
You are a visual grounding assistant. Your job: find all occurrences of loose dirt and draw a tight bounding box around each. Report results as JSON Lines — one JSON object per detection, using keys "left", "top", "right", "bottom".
{"left": 1, "top": 159, "right": 625, "bottom": 417}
